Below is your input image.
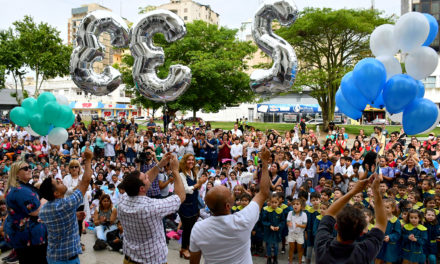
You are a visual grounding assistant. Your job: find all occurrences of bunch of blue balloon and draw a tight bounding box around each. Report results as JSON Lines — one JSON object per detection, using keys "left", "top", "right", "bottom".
{"left": 9, "top": 92, "right": 74, "bottom": 145}
{"left": 336, "top": 12, "right": 440, "bottom": 135}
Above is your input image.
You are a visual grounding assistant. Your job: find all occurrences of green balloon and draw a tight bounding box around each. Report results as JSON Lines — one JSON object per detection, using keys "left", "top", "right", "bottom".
{"left": 29, "top": 114, "right": 50, "bottom": 136}
{"left": 61, "top": 112, "right": 75, "bottom": 129}
{"left": 43, "top": 102, "right": 61, "bottom": 125}
{"left": 37, "top": 92, "right": 56, "bottom": 110}
{"left": 54, "top": 105, "right": 74, "bottom": 128}
{"left": 21, "top": 97, "right": 39, "bottom": 119}
{"left": 10, "top": 107, "right": 29, "bottom": 127}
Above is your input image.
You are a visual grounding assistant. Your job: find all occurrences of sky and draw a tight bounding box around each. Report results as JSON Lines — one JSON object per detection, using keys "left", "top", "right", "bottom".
{"left": 0, "top": 0, "right": 401, "bottom": 44}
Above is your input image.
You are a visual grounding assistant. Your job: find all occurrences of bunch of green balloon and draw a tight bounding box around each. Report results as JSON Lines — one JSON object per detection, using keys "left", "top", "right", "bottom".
{"left": 9, "top": 92, "right": 75, "bottom": 136}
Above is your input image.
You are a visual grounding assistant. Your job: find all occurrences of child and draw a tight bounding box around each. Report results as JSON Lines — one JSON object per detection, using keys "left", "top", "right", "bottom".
{"left": 287, "top": 198, "right": 307, "bottom": 264}
{"left": 313, "top": 202, "right": 331, "bottom": 238}
{"left": 407, "top": 192, "right": 423, "bottom": 210}
{"left": 320, "top": 188, "right": 332, "bottom": 203}
{"left": 421, "top": 179, "right": 435, "bottom": 201}
{"left": 396, "top": 184, "right": 408, "bottom": 202}
{"left": 421, "top": 197, "right": 439, "bottom": 215}
{"left": 423, "top": 208, "right": 439, "bottom": 264}
{"left": 240, "top": 193, "right": 252, "bottom": 209}
{"left": 376, "top": 199, "right": 401, "bottom": 264}
{"left": 262, "top": 195, "right": 285, "bottom": 264}
{"left": 274, "top": 192, "right": 289, "bottom": 254}
{"left": 106, "top": 220, "right": 123, "bottom": 253}
{"left": 401, "top": 209, "right": 427, "bottom": 264}
{"left": 305, "top": 192, "right": 320, "bottom": 264}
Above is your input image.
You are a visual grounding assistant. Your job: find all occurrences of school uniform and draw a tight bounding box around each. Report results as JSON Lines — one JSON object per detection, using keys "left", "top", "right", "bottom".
{"left": 305, "top": 206, "right": 319, "bottom": 248}
{"left": 401, "top": 223, "right": 427, "bottom": 263}
{"left": 424, "top": 222, "right": 440, "bottom": 260}
{"left": 376, "top": 216, "right": 401, "bottom": 263}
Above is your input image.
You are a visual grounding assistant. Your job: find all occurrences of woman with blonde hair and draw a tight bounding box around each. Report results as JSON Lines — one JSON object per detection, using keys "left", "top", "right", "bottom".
{"left": 4, "top": 161, "right": 47, "bottom": 263}
{"left": 178, "top": 153, "right": 208, "bottom": 259}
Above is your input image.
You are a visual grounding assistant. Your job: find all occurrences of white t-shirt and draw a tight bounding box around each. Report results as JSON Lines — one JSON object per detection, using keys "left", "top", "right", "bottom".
{"left": 190, "top": 201, "right": 260, "bottom": 264}
{"left": 287, "top": 211, "right": 307, "bottom": 234}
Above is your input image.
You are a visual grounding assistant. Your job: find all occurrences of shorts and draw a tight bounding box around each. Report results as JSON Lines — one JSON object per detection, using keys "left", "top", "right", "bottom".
{"left": 287, "top": 231, "right": 304, "bottom": 244}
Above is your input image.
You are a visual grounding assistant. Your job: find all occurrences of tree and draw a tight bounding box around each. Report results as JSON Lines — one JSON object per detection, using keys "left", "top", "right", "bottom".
{"left": 277, "top": 8, "right": 393, "bottom": 128}
{"left": 11, "top": 16, "right": 72, "bottom": 97}
{"left": 119, "top": 20, "right": 257, "bottom": 118}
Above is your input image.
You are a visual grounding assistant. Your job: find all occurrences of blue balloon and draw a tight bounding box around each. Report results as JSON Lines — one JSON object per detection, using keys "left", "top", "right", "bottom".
{"left": 336, "top": 89, "right": 362, "bottom": 120}
{"left": 340, "top": 72, "right": 368, "bottom": 111}
{"left": 416, "top": 80, "right": 425, "bottom": 98}
{"left": 353, "top": 58, "right": 387, "bottom": 103}
{"left": 403, "top": 98, "right": 438, "bottom": 135}
{"left": 371, "top": 92, "right": 385, "bottom": 109}
{"left": 383, "top": 74, "right": 418, "bottom": 114}
{"left": 423, "top": 13, "right": 439, "bottom": 46}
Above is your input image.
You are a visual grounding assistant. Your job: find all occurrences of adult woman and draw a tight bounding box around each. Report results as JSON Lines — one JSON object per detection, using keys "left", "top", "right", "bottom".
{"left": 124, "top": 136, "right": 137, "bottom": 166}
{"left": 218, "top": 133, "right": 231, "bottom": 166}
{"left": 299, "top": 138, "right": 309, "bottom": 152}
{"left": 366, "top": 137, "right": 380, "bottom": 153}
{"left": 93, "top": 194, "right": 117, "bottom": 245}
{"left": 104, "top": 131, "right": 116, "bottom": 161}
{"left": 203, "top": 131, "right": 218, "bottom": 168}
{"left": 94, "top": 130, "right": 106, "bottom": 159}
{"left": 5, "top": 161, "right": 47, "bottom": 263}
{"left": 398, "top": 156, "right": 421, "bottom": 181}
{"left": 421, "top": 157, "right": 436, "bottom": 177}
{"left": 63, "top": 159, "right": 90, "bottom": 244}
{"left": 335, "top": 133, "right": 347, "bottom": 153}
{"left": 178, "top": 154, "right": 208, "bottom": 259}
{"left": 269, "top": 163, "right": 282, "bottom": 191}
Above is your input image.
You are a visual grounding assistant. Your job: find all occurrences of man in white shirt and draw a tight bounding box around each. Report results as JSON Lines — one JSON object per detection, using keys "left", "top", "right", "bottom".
{"left": 189, "top": 148, "right": 271, "bottom": 264}
{"left": 231, "top": 123, "right": 242, "bottom": 138}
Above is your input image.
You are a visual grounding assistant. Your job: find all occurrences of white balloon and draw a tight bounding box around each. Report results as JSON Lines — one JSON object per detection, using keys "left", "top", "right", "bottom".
{"left": 370, "top": 24, "right": 399, "bottom": 57}
{"left": 48, "top": 127, "right": 68, "bottom": 145}
{"left": 405, "top": 46, "right": 438, "bottom": 80}
{"left": 393, "top": 12, "right": 430, "bottom": 53}
{"left": 25, "top": 126, "right": 39, "bottom": 137}
{"left": 387, "top": 111, "right": 403, "bottom": 123}
{"left": 420, "top": 107, "right": 440, "bottom": 134}
{"left": 376, "top": 56, "right": 402, "bottom": 80}
{"left": 55, "top": 94, "right": 69, "bottom": 105}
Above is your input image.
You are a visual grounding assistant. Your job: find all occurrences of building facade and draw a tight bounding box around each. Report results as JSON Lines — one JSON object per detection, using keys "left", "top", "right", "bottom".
{"left": 158, "top": 0, "right": 220, "bottom": 25}
{"left": 67, "top": 3, "right": 128, "bottom": 74}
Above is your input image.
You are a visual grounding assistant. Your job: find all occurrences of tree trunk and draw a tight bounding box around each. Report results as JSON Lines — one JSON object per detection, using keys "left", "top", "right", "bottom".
{"left": 193, "top": 108, "right": 196, "bottom": 119}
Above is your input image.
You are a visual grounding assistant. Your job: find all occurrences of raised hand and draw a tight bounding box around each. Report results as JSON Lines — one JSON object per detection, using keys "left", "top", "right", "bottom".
{"left": 258, "top": 147, "right": 271, "bottom": 162}
{"left": 84, "top": 146, "right": 93, "bottom": 160}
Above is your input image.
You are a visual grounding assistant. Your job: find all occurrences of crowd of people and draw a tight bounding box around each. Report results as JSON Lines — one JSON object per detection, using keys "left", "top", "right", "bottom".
{"left": 0, "top": 114, "right": 438, "bottom": 264}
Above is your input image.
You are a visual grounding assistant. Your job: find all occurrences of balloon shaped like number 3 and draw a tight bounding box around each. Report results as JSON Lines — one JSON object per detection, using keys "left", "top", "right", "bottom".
{"left": 130, "top": 10, "right": 191, "bottom": 102}
{"left": 70, "top": 10, "right": 130, "bottom": 96}
{"left": 70, "top": 10, "right": 191, "bottom": 102}
{"left": 250, "top": 0, "right": 298, "bottom": 95}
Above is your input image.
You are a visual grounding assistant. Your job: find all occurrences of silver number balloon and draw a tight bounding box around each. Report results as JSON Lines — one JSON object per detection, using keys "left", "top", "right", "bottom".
{"left": 250, "top": 0, "right": 298, "bottom": 95}
{"left": 130, "top": 10, "right": 192, "bottom": 103}
{"left": 70, "top": 10, "right": 129, "bottom": 96}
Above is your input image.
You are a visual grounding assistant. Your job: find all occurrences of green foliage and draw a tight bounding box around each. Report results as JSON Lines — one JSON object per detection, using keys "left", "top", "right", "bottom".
{"left": 119, "top": 20, "right": 257, "bottom": 117}
{"left": 0, "top": 16, "right": 72, "bottom": 101}
{"left": 277, "top": 8, "right": 394, "bottom": 127}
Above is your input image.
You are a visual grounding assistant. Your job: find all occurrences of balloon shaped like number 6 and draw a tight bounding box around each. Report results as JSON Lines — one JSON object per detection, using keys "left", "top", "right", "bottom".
{"left": 70, "top": 10, "right": 130, "bottom": 96}
{"left": 250, "top": 0, "right": 299, "bottom": 95}
{"left": 130, "top": 10, "right": 192, "bottom": 103}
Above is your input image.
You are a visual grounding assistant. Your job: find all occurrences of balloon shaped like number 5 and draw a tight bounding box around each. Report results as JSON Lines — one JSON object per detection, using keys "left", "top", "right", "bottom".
{"left": 130, "top": 10, "right": 192, "bottom": 103}
{"left": 250, "top": 0, "right": 298, "bottom": 95}
{"left": 70, "top": 10, "right": 130, "bottom": 96}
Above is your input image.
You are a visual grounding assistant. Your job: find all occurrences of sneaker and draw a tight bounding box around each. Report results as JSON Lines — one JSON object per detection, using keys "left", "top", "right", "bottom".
{"left": 119, "top": 249, "right": 123, "bottom": 254}
{"left": 281, "top": 248, "right": 285, "bottom": 254}
{"left": 106, "top": 245, "right": 113, "bottom": 251}
{"left": 5, "top": 255, "right": 18, "bottom": 264}
{"left": 2, "top": 250, "right": 16, "bottom": 262}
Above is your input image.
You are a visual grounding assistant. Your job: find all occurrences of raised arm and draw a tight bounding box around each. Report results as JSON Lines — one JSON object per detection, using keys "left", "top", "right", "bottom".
{"left": 253, "top": 147, "right": 271, "bottom": 209}
{"left": 326, "top": 177, "right": 370, "bottom": 218}
{"left": 169, "top": 154, "right": 186, "bottom": 202}
{"left": 146, "top": 153, "right": 172, "bottom": 184}
{"left": 372, "top": 174, "right": 386, "bottom": 233}
{"left": 78, "top": 147, "right": 93, "bottom": 196}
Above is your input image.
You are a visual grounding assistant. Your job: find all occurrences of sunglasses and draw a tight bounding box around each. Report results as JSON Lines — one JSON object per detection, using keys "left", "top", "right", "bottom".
{"left": 19, "top": 166, "right": 30, "bottom": 171}
{"left": 70, "top": 166, "right": 79, "bottom": 169}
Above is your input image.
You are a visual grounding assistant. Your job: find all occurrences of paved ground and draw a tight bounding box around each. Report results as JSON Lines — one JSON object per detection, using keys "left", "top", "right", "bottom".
{"left": 0, "top": 232, "right": 297, "bottom": 264}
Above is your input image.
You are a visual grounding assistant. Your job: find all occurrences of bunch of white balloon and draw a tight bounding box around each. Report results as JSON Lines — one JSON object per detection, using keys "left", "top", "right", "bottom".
{"left": 370, "top": 12, "right": 440, "bottom": 134}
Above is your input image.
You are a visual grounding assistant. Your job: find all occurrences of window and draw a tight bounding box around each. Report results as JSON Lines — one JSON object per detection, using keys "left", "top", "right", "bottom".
{"left": 412, "top": 4, "right": 420, "bottom": 12}
{"left": 77, "top": 91, "right": 82, "bottom": 95}
{"left": 184, "top": 16, "right": 188, "bottom": 20}
{"left": 424, "top": 76, "right": 436, "bottom": 89}
{"left": 433, "top": 2, "right": 440, "bottom": 13}
{"left": 184, "top": 8, "right": 188, "bottom": 12}
{"left": 421, "top": 2, "right": 431, "bottom": 13}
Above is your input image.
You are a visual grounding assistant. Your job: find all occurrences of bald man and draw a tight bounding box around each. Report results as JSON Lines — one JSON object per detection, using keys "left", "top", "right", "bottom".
{"left": 189, "top": 147, "right": 271, "bottom": 264}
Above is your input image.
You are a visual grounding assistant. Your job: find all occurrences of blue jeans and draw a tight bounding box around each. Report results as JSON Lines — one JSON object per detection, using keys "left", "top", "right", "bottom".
{"left": 47, "top": 256, "right": 80, "bottom": 264}
{"left": 428, "top": 254, "right": 436, "bottom": 264}
{"left": 95, "top": 224, "right": 117, "bottom": 241}
{"left": 266, "top": 242, "right": 279, "bottom": 257}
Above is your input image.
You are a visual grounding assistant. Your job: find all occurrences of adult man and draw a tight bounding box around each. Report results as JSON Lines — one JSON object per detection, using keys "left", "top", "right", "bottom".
{"left": 118, "top": 153, "right": 185, "bottom": 264}
{"left": 39, "top": 147, "right": 93, "bottom": 264}
{"left": 315, "top": 172, "right": 386, "bottom": 263}
{"left": 231, "top": 123, "right": 243, "bottom": 138}
{"left": 146, "top": 117, "right": 157, "bottom": 133}
{"left": 189, "top": 147, "right": 271, "bottom": 264}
